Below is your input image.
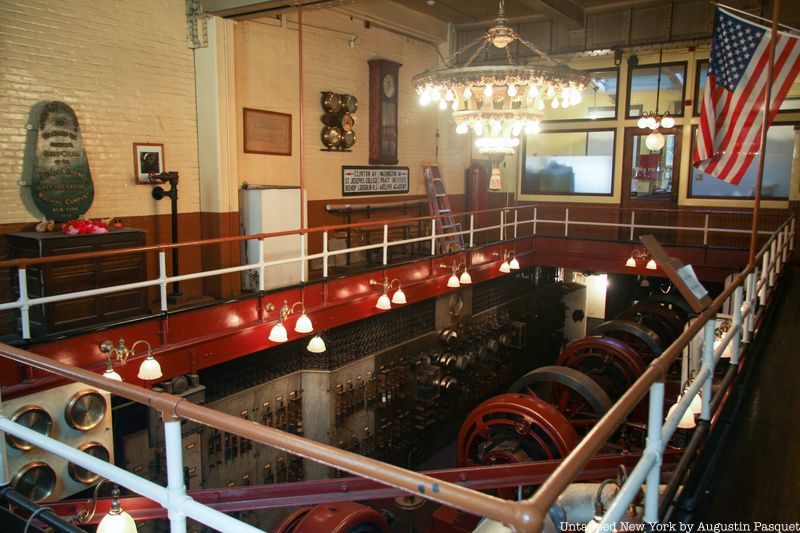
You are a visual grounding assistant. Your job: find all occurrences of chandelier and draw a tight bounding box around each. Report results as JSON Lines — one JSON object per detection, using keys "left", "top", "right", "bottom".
{"left": 637, "top": 49, "right": 674, "bottom": 151}
{"left": 412, "top": 0, "right": 590, "bottom": 189}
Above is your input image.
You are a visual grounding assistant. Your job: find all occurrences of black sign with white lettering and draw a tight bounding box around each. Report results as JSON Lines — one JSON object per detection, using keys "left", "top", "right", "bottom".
{"left": 30, "top": 101, "right": 94, "bottom": 221}
{"left": 342, "top": 166, "right": 409, "bottom": 196}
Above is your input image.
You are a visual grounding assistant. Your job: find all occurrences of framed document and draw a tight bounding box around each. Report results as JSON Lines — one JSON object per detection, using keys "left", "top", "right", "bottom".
{"left": 133, "top": 143, "right": 165, "bottom": 184}
{"left": 243, "top": 108, "right": 292, "bottom": 156}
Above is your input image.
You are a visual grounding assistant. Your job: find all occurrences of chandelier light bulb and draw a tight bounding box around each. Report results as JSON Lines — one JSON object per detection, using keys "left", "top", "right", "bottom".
{"left": 445, "top": 88, "right": 454, "bottom": 101}
{"left": 432, "top": 87, "right": 441, "bottom": 101}
{"left": 537, "top": 99, "right": 545, "bottom": 110}
{"left": 483, "top": 84, "right": 493, "bottom": 98}
{"left": 268, "top": 322, "right": 289, "bottom": 343}
{"left": 661, "top": 114, "right": 675, "bottom": 128}
{"left": 447, "top": 274, "right": 460, "bottom": 288}
{"left": 438, "top": 99, "right": 447, "bottom": 110}
{"left": 474, "top": 121, "right": 484, "bottom": 136}
{"left": 499, "top": 260, "right": 511, "bottom": 273}
{"left": 561, "top": 98, "right": 569, "bottom": 108}
{"left": 647, "top": 116, "right": 658, "bottom": 130}
{"left": 507, "top": 83, "right": 517, "bottom": 97}
{"left": 456, "top": 123, "right": 469, "bottom": 134}
{"left": 460, "top": 270, "right": 472, "bottom": 284}
{"left": 294, "top": 312, "right": 313, "bottom": 333}
{"left": 637, "top": 116, "right": 648, "bottom": 129}
{"left": 451, "top": 99, "right": 458, "bottom": 111}
{"left": 391, "top": 288, "right": 407, "bottom": 305}
{"left": 463, "top": 86, "right": 473, "bottom": 99}
{"left": 529, "top": 84, "right": 539, "bottom": 97}
{"left": 491, "top": 120, "right": 502, "bottom": 135}
{"left": 645, "top": 131, "right": 665, "bottom": 151}
{"left": 511, "top": 122, "right": 523, "bottom": 136}
{"left": 551, "top": 99, "right": 559, "bottom": 109}
{"left": 420, "top": 93, "right": 431, "bottom": 106}
{"left": 307, "top": 335, "right": 327, "bottom": 353}
{"left": 376, "top": 293, "right": 392, "bottom": 310}
{"left": 561, "top": 87, "right": 569, "bottom": 99}
{"left": 546, "top": 85, "right": 555, "bottom": 98}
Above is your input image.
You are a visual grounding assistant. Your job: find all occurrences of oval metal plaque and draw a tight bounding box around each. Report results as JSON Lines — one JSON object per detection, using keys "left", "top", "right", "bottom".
{"left": 30, "top": 101, "right": 94, "bottom": 222}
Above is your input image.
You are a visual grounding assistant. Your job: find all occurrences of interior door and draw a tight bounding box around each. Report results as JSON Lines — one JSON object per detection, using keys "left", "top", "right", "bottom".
{"left": 620, "top": 127, "right": 682, "bottom": 243}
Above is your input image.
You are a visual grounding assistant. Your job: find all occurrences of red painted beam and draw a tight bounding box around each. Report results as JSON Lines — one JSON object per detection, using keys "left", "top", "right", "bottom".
{"left": 47, "top": 451, "right": 681, "bottom": 523}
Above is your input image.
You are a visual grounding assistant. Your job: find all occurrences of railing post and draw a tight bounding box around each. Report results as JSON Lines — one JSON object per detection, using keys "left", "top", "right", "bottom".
{"left": 742, "top": 272, "right": 753, "bottom": 343}
{"left": 703, "top": 214, "right": 709, "bottom": 246}
{"left": 513, "top": 210, "right": 518, "bottom": 239}
{"left": 164, "top": 418, "right": 188, "bottom": 533}
{"left": 750, "top": 267, "right": 760, "bottom": 334}
{"left": 257, "top": 238, "right": 266, "bottom": 291}
{"left": 564, "top": 208, "right": 569, "bottom": 237}
{"left": 382, "top": 224, "right": 388, "bottom": 266}
{"left": 769, "top": 239, "right": 777, "bottom": 288}
{"left": 645, "top": 381, "right": 665, "bottom": 523}
{"left": 159, "top": 251, "right": 169, "bottom": 314}
{"left": 17, "top": 268, "right": 30, "bottom": 341}
{"left": 731, "top": 286, "right": 744, "bottom": 365}
{"left": 701, "top": 320, "right": 716, "bottom": 421}
{"left": 322, "top": 231, "right": 329, "bottom": 279}
{"left": 299, "top": 234, "right": 306, "bottom": 283}
{"left": 629, "top": 211, "right": 636, "bottom": 241}
{"left": 782, "top": 226, "right": 790, "bottom": 263}
{"left": 500, "top": 210, "right": 505, "bottom": 241}
{"left": 430, "top": 219, "right": 436, "bottom": 256}
{"left": 775, "top": 232, "right": 783, "bottom": 275}
{"left": 533, "top": 207, "right": 538, "bottom": 236}
{"left": 469, "top": 214, "right": 474, "bottom": 248}
{"left": 791, "top": 218, "right": 796, "bottom": 252}
{"left": 760, "top": 251, "right": 769, "bottom": 302}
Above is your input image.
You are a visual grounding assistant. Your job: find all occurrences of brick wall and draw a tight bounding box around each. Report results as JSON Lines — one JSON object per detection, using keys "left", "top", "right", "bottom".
{"left": 0, "top": 0, "right": 200, "bottom": 224}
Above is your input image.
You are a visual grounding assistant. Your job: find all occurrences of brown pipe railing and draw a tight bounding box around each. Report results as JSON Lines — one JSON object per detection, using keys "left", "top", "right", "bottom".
{"left": 0, "top": 215, "right": 792, "bottom": 531}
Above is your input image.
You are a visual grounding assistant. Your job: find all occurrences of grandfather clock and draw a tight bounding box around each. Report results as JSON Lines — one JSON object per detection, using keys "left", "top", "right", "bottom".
{"left": 368, "top": 59, "right": 402, "bottom": 165}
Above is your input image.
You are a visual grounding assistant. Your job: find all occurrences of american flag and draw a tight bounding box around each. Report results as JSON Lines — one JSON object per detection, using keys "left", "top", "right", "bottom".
{"left": 693, "top": 7, "right": 800, "bottom": 185}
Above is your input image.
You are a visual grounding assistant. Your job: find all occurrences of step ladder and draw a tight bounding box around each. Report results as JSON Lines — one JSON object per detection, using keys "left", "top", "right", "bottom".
{"left": 423, "top": 164, "right": 464, "bottom": 253}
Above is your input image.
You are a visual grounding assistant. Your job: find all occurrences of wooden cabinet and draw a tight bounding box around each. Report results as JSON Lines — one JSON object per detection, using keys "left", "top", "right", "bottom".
{"left": 6, "top": 229, "right": 148, "bottom": 337}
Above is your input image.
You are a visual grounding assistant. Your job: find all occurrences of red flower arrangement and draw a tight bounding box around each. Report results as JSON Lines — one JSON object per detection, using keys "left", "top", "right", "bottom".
{"left": 62, "top": 219, "right": 109, "bottom": 235}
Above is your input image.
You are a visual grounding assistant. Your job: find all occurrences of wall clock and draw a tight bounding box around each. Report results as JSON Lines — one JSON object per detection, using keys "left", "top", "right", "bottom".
{"left": 368, "top": 59, "right": 402, "bottom": 165}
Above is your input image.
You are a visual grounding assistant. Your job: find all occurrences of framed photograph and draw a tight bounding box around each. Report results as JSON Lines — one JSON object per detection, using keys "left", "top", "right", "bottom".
{"left": 243, "top": 108, "right": 292, "bottom": 156}
{"left": 133, "top": 143, "right": 165, "bottom": 184}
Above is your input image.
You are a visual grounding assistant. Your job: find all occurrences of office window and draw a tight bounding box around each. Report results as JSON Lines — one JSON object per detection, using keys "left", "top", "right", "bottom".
{"left": 522, "top": 130, "right": 615, "bottom": 195}
{"left": 689, "top": 124, "right": 794, "bottom": 199}
{"left": 627, "top": 62, "right": 686, "bottom": 118}
{"left": 544, "top": 69, "right": 619, "bottom": 121}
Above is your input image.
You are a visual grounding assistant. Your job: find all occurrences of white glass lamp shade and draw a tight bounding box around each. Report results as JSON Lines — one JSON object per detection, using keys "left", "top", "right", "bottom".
{"left": 376, "top": 293, "right": 392, "bottom": 310}
{"left": 625, "top": 256, "right": 637, "bottom": 268}
{"left": 104, "top": 367, "right": 123, "bottom": 382}
{"left": 391, "top": 288, "right": 407, "bottom": 305}
{"left": 668, "top": 402, "right": 696, "bottom": 429}
{"left": 137, "top": 354, "right": 163, "bottom": 381}
{"left": 459, "top": 270, "right": 472, "bottom": 284}
{"left": 637, "top": 116, "right": 648, "bottom": 129}
{"left": 307, "top": 335, "right": 327, "bottom": 353}
{"left": 646, "top": 259, "right": 657, "bottom": 270}
{"left": 714, "top": 338, "right": 733, "bottom": 359}
{"left": 447, "top": 274, "right": 460, "bottom": 288}
{"left": 661, "top": 114, "right": 675, "bottom": 128}
{"left": 294, "top": 313, "right": 313, "bottom": 334}
{"left": 690, "top": 392, "right": 702, "bottom": 415}
{"left": 645, "top": 131, "right": 665, "bottom": 151}
{"left": 268, "top": 322, "right": 288, "bottom": 343}
{"left": 509, "top": 257, "right": 520, "bottom": 270}
{"left": 499, "top": 261, "right": 511, "bottom": 274}
{"left": 97, "top": 509, "right": 137, "bottom": 533}
{"left": 585, "top": 518, "right": 601, "bottom": 533}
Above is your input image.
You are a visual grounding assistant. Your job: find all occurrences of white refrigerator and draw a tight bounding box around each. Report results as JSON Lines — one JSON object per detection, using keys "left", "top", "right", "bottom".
{"left": 239, "top": 185, "right": 306, "bottom": 291}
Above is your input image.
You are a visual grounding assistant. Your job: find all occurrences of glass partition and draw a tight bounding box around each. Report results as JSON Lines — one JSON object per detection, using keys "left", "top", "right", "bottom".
{"left": 543, "top": 68, "right": 619, "bottom": 121}
{"left": 627, "top": 62, "right": 687, "bottom": 118}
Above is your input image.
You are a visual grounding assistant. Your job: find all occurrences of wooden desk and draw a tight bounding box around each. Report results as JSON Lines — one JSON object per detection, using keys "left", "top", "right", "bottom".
{"left": 6, "top": 229, "right": 148, "bottom": 337}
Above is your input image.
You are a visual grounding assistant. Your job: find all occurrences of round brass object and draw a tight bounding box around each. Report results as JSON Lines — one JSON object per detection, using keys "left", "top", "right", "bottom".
{"left": 321, "top": 91, "right": 342, "bottom": 113}
{"left": 342, "top": 94, "right": 358, "bottom": 114}
{"left": 448, "top": 293, "right": 464, "bottom": 317}
{"left": 394, "top": 494, "right": 425, "bottom": 511}
{"left": 65, "top": 390, "right": 107, "bottom": 431}
{"left": 341, "top": 130, "right": 356, "bottom": 148}
{"left": 340, "top": 113, "right": 356, "bottom": 132}
{"left": 12, "top": 462, "right": 56, "bottom": 503}
{"left": 321, "top": 126, "right": 342, "bottom": 149}
{"left": 6, "top": 406, "right": 53, "bottom": 451}
{"left": 69, "top": 442, "right": 110, "bottom": 484}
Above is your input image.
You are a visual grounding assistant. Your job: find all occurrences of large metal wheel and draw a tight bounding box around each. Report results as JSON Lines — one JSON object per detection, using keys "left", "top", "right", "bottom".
{"left": 592, "top": 319, "right": 665, "bottom": 362}
{"left": 508, "top": 366, "right": 612, "bottom": 430}
{"left": 617, "top": 302, "right": 685, "bottom": 345}
{"left": 275, "top": 502, "right": 391, "bottom": 533}
{"left": 555, "top": 336, "right": 646, "bottom": 402}
{"left": 639, "top": 293, "right": 693, "bottom": 321}
{"left": 456, "top": 393, "right": 579, "bottom": 469}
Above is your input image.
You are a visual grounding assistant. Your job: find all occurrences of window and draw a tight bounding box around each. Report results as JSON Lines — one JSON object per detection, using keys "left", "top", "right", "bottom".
{"left": 689, "top": 124, "right": 795, "bottom": 199}
{"left": 627, "top": 130, "right": 679, "bottom": 200}
{"left": 521, "top": 130, "right": 615, "bottom": 195}
{"left": 627, "top": 62, "right": 687, "bottom": 118}
{"left": 543, "top": 68, "right": 619, "bottom": 121}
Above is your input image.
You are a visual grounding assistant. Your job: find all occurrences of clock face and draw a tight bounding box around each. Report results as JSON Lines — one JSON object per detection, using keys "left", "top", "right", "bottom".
{"left": 382, "top": 74, "right": 396, "bottom": 98}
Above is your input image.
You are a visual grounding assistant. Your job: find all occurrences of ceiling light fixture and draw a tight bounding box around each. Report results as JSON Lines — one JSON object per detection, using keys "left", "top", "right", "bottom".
{"left": 265, "top": 300, "right": 314, "bottom": 343}
{"left": 625, "top": 249, "right": 657, "bottom": 270}
{"left": 99, "top": 339, "right": 163, "bottom": 382}
{"left": 369, "top": 277, "right": 406, "bottom": 310}
{"left": 412, "top": 0, "right": 590, "bottom": 191}
{"left": 638, "top": 49, "right": 672, "bottom": 152}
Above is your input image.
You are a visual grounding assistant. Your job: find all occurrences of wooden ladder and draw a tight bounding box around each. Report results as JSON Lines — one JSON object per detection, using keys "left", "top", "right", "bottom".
{"left": 423, "top": 164, "right": 464, "bottom": 253}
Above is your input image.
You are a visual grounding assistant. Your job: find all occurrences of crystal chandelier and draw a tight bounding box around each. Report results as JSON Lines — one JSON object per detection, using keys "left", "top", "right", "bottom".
{"left": 412, "top": 0, "right": 590, "bottom": 189}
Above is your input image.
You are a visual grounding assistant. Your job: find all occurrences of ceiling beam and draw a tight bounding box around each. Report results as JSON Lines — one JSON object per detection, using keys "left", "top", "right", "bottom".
{"left": 517, "top": 0, "right": 584, "bottom": 30}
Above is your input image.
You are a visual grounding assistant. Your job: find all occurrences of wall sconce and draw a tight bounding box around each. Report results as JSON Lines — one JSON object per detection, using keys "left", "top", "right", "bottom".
{"left": 369, "top": 277, "right": 406, "bottom": 310}
{"left": 497, "top": 250, "right": 519, "bottom": 273}
{"left": 625, "top": 249, "right": 657, "bottom": 270}
{"left": 100, "top": 339, "right": 163, "bottom": 381}
{"left": 75, "top": 480, "right": 137, "bottom": 533}
{"left": 441, "top": 262, "right": 472, "bottom": 288}
{"left": 265, "top": 300, "right": 314, "bottom": 343}
{"left": 307, "top": 334, "right": 327, "bottom": 353}
{"left": 667, "top": 394, "right": 697, "bottom": 429}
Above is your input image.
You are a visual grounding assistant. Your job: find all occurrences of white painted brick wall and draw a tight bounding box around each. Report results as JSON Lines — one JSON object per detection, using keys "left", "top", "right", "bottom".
{"left": 0, "top": 0, "right": 200, "bottom": 223}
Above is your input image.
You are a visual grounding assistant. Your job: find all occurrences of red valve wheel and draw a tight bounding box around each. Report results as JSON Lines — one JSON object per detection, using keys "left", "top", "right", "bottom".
{"left": 275, "top": 502, "right": 391, "bottom": 533}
